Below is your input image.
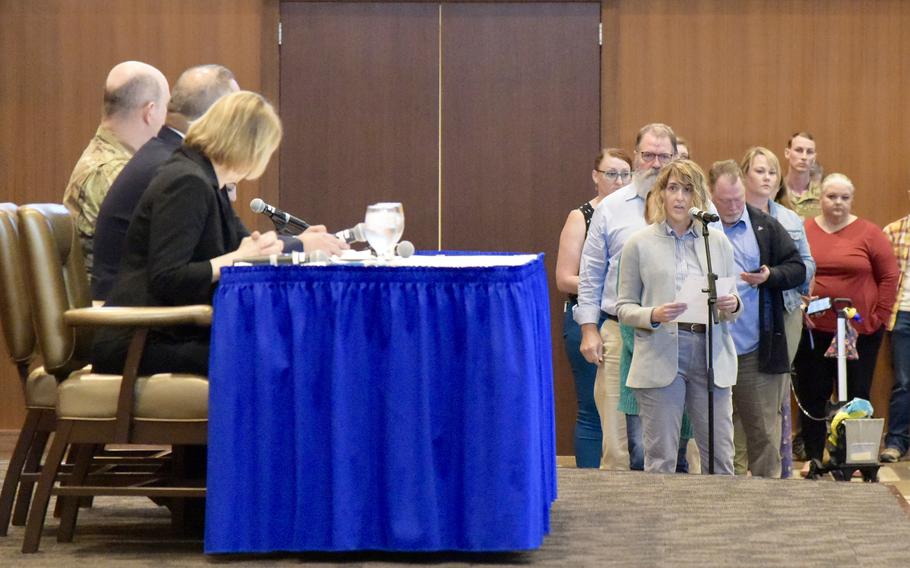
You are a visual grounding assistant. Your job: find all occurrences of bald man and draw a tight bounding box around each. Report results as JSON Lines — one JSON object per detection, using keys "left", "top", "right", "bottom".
{"left": 63, "top": 61, "right": 169, "bottom": 271}
{"left": 91, "top": 64, "right": 238, "bottom": 300}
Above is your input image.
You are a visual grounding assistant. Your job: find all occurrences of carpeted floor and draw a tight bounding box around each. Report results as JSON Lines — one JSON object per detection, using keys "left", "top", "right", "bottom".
{"left": 1, "top": 464, "right": 910, "bottom": 567}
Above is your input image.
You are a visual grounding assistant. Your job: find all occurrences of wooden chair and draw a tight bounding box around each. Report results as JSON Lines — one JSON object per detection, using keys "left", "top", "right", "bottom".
{"left": 17, "top": 204, "right": 210, "bottom": 553}
{"left": 0, "top": 204, "right": 58, "bottom": 535}
{"left": 1, "top": 203, "right": 176, "bottom": 538}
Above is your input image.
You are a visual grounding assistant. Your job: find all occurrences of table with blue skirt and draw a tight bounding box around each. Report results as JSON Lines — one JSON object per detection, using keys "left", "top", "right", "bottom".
{"left": 205, "top": 253, "right": 556, "bottom": 554}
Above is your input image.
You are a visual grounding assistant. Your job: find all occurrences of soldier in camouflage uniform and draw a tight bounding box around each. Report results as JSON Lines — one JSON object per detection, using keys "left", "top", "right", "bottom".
{"left": 62, "top": 60, "right": 169, "bottom": 270}
{"left": 781, "top": 131, "right": 820, "bottom": 462}
{"left": 783, "top": 131, "right": 821, "bottom": 219}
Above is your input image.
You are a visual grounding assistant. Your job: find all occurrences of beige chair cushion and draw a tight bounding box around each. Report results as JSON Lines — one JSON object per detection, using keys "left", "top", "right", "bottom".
{"left": 26, "top": 365, "right": 93, "bottom": 409}
{"left": 25, "top": 366, "right": 56, "bottom": 409}
{"left": 57, "top": 372, "right": 208, "bottom": 421}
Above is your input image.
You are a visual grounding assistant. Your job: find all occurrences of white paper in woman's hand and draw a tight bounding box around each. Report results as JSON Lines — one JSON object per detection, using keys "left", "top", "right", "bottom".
{"left": 673, "top": 276, "right": 735, "bottom": 324}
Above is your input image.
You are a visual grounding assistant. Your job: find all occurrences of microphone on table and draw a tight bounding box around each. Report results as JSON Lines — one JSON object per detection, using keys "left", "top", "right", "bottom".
{"left": 233, "top": 250, "right": 329, "bottom": 266}
{"left": 250, "top": 198, "right": 310, "bottom": 234}
{"left": 335, "top": 223, "right": 366, "bottom": 244}
{"left": 395, "top": 240, "right": 415, "bottom": 258}
{"left": 234, "top": 241, "right": 414, "bottom": 264}
{"left": 309, "top": 250, "right": 330, "bottom": 263}
{"left": 689, "top": 207, "right": 720, "bottom": 223}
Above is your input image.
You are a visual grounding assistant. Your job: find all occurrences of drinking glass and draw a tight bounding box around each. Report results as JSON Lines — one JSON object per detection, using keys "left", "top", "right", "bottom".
{"left": 364, "top": 202, "right": 404, "bottom": 259}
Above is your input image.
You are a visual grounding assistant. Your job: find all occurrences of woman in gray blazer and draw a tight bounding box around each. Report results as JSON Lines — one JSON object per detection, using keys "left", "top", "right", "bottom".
{"left": 616, "top": 160, "right": 742, "bottom": 474}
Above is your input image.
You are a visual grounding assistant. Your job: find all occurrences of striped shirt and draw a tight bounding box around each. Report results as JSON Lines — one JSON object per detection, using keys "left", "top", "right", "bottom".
{"left": 660, "top": 221, "right": 702, "bottom": 296}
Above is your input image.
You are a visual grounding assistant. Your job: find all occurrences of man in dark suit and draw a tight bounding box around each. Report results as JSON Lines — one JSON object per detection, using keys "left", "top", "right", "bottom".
{"left": 92, "top": 64, "right": 240, "bottom": 301}
{"left": 709, "top": 160, "right": 806, "bottom": 478}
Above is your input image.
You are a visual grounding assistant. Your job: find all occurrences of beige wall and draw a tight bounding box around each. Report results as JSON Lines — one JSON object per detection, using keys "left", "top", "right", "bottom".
{"left": 0, "top": 0, "right": 279, "bottom": 429}
{"left": 601, "top": 0, "right": 909, "bottom": 227}
{"left": 598, "top": 0, "right": 909, "bottom": 444}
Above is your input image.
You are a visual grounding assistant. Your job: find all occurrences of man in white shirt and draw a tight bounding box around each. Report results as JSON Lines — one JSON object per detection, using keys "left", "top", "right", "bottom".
{"left": 575, "top": 123, "right": 678, "bottom": 469}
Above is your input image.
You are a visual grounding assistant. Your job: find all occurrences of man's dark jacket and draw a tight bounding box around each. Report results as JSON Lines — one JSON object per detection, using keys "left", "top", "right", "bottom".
{"left": 92, "top": 126, "right": 183, "bottom": 300}
{"left": 746, "top": 203, "right": 806, "bottom": 374}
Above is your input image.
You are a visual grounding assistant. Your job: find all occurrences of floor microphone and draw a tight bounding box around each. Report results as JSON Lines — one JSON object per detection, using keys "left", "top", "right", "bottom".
{"left": 689, "top": 207, "right": 720, "bottom": 223}
{"left": 250, "top": 198, "right": 310, "bottom": 234}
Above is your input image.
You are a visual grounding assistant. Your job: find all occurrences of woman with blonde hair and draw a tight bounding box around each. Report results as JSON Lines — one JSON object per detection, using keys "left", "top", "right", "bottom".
{"left": 556, "top": 148, "right": 632, "bottom": 467}
{"left": 616, "top": 160, "right": 742, "bottom": 474}
{"left": 741, "top": 147, "right": 815, "bottom": 365}
{"left": 92, "top": 91, "right": 344, "bottom": 375}
{"left": 740, "top": 146, "right": 816, "bottom": 475}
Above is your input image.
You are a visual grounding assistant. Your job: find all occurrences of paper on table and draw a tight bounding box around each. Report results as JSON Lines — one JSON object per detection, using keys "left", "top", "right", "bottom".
{"left": 672, "top": 276, "right": 735, "bottom": 324}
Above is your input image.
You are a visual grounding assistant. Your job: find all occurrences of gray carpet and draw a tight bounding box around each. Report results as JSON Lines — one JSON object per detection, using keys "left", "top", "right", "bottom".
{"left": 1, "top": 464, "right": 910, "bottom": 566}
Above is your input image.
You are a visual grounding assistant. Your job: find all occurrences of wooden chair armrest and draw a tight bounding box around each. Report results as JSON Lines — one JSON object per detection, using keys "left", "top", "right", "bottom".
{"left": 64, "top": 306, "right": 212, "bottom": 328}
{"left": 63, "top": 305, "right": 212, "bottom": 443}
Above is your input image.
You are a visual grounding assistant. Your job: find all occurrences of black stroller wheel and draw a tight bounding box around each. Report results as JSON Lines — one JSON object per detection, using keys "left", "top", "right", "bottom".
{"left": 861, "top": 466, "right": 880, "bottom": 482}
{"left": 831, "top": 468, "right": 851, "bottom": 482}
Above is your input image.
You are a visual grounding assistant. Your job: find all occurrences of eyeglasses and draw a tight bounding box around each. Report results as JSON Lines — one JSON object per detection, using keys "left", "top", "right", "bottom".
{"left": 638, "top": 151, "right": 674, "bottom": 165}
{"left": 596, "top": 169, "right": 632, "bottom": 182}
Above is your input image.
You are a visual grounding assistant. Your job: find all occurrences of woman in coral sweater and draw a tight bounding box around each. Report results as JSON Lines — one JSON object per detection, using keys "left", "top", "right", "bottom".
{"left": 793, "top": 173, "right": 899, "bottom": 462}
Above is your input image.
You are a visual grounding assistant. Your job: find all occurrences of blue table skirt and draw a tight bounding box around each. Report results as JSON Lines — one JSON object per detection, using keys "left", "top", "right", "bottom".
{"left": 205, "top": 255, "right": 556, "bottom": 553}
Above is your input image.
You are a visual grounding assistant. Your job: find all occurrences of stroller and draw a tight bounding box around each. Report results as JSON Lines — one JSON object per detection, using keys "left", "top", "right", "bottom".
{"left": 804, "top": 299, "right": 883, "bottom": 482}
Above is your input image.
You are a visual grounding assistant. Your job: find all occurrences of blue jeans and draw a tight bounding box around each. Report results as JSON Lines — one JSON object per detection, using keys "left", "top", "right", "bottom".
{"left": 675, "top": 439, "right": 689, "bottom": 473}
{"left": 563, "top": 303, "right": 603, "bottom": 467}
{"left": 885, "top": 311, "right": 910, "bottom": 454}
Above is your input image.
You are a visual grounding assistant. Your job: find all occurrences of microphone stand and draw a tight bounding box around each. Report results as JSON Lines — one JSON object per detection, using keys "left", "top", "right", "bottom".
{"left": 699, "top": 219, "right": 719, "bottom": 475}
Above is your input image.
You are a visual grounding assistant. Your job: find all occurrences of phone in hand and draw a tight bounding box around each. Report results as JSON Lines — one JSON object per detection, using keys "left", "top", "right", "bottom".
{"left": 806, "top": 296, "right": 832, "bottom": 315}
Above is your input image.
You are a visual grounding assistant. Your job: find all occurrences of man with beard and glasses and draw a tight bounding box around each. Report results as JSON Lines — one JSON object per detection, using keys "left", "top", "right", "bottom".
{"left": 576, "top": 123, "right": 698, "bottom": 470}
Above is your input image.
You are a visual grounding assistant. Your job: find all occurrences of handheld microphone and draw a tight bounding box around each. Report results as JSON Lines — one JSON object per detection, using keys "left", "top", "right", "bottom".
{"left": 233, "top": 250, "right": 329, "bottom": 266}
{"left": 250, "top": 198, "right": 310, "bottom": 234}
{"left": 395, "top": 240, "right": 415, "bottom": 258}
{"left": 689, "top": 207, "right": 720, "bottom": 223}
{"left": 335, "top": 223, "right": 366, "bottom": 244}
{"left": 233, "top": 253, "right": 301, "bottom": 266}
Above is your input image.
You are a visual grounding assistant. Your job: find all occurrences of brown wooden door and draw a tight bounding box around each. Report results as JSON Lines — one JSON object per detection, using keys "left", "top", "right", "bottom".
{"left": 441, "top": 2, "right": 601, "bottom": 454}
{"left": 278, "top": 2, "right": 440, "bottom": 248}
{"left": 278, "top": 2, "right": 601, "bottom": 455}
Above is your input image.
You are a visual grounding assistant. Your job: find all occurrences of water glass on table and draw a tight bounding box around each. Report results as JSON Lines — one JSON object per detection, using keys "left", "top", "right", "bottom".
{"left": 364, "top": 202, "right": 404, "bottom": 259}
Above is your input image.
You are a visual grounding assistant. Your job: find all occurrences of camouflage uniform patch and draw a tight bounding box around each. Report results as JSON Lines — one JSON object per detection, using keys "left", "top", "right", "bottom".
{"left": 62, "top": 126, "right": 133, "bottom": 270}
{"left": 787, "top": 180, "right": 822, "bottom": 220}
